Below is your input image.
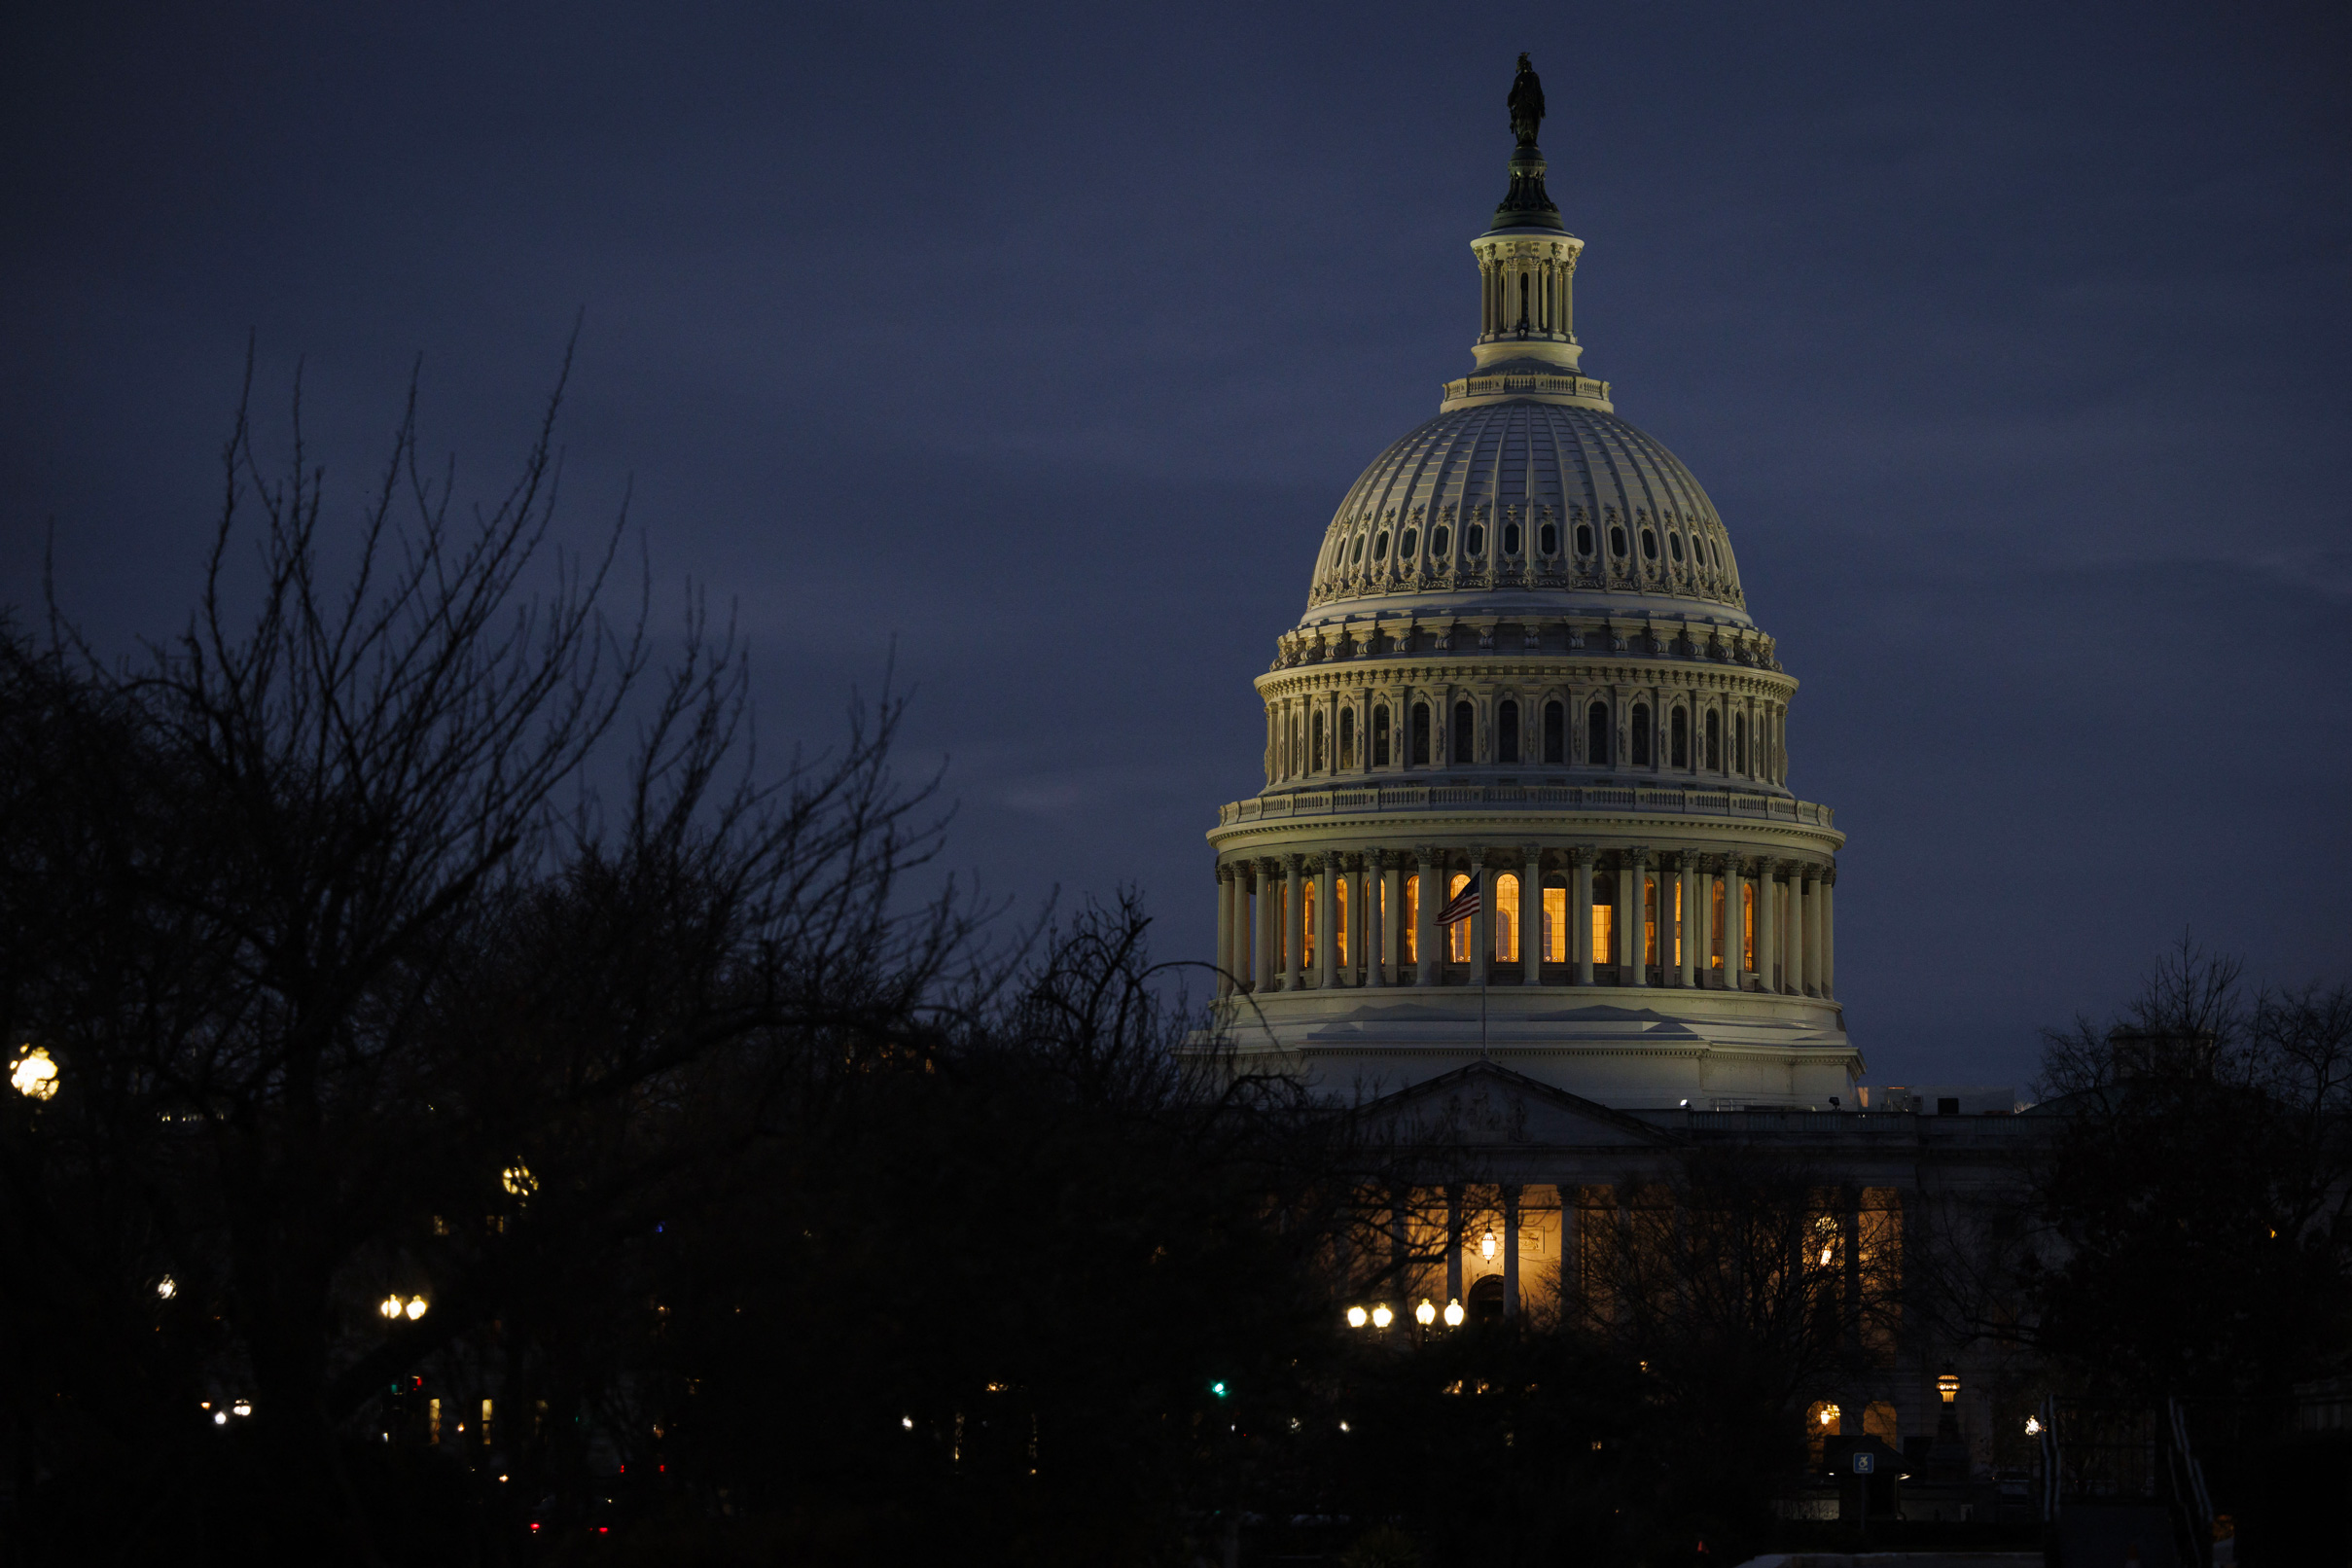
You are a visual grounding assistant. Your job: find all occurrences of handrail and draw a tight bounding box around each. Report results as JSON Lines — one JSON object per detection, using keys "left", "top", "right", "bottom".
{"left": 1218, "top": 782, "right": 1835, "bottom": 831}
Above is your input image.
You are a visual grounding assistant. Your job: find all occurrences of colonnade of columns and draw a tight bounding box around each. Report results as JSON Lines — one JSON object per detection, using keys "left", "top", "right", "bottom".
{"left": 1214, "top": 845, "right": 1834, "bottom": 1001}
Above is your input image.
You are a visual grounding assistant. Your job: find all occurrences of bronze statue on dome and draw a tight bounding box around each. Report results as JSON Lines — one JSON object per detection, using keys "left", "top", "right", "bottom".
{"left": 1508, "top": 53, "right": 1545, "bottom": 147}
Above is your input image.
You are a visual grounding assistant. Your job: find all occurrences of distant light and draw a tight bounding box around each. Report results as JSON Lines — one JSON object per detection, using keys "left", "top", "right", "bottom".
{"left": 2024, "top": 1415, "right": 2044, "bottom": 1436}
{"left": 530, "top": 1523, "right": 540, "bottom": 1533}
{"left": 1679, "top": 1098, "right": 1690, "bottom": 1108}
{"left": 499, "top": 1475, "right": 509, "bottom": 1482}
{"left": 1479, "top": 1230, "right": 1498, "bottom": 1261}
{"left": 157, "top": 1275, "right": 177, "bottom": 1300}
{"left": 1414, "top": 1300, "right": 1437, "bottom": 1327}
{"left": 501, "top": 1163, "right": 536, "bottom": 1198}
{"left": 11, "top": 1047, "right": 58, "bottom": 1101}
{"left": 1371, "top": 1303, "right": 1394, "bottom": 1329}
{"left": 1346, "top": 1305, "right": 1369, "bottom": 1329}
{"left": 212, "top": 1410, "right": 228, "bottom": 1426}
{"left": 405, "top": 1297, "right": 428, "bottom": 1321}
{"left": 1443, "top": 1300, "right": 1465, "bottom": 1328}
{"left": 1818, "top": 1403, "right": 1840, "bottom": 1428}
{"left": 1209, "top": 1381, "right": 1228, "bottom": 1398}
{"left": 598, "top": 1526, "right": 609, "bottom": 1535}
{"left": 232, "top": 1402, "right": 251, "bottom": 1417}
{"left": 1338, "top": 1421, "right": 1351, "bottom": 1433}
{"left": 1819, "top": 1246, "right": 1834, "bottom": 1266}
{"left": 1938, "top": 1372, "right": 1961, "bottom": 1404}
{"left": 902, "top": 1416, "right": 915, "bottom": 1430}
{"left": 379, "top": 1295, "right": 404, "bottom": 1319}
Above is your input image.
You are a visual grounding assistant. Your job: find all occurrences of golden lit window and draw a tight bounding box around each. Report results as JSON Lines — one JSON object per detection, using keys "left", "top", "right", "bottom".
{"left": 1335, "top": 874, "right": 1349, "bottom": 967}
{"left": 1644, "top": 875, "right": 1658, "bottom": 965}
{"left": 1711, "top": 876, "right": 1726, "bottom": 967}
{"left": 1593, "top": 903, "right": 1615, "bottom": 967}
{"left": 1544, "top": 885, "right": 1567, "bottom": 962}
{"left": 1447, "top": 873, "right": 1471, "bottom": 962}
{"left": 1493, "top": 873, "right": 1520, "bottom": 964}
{"left": 1404, "top": 874, "right": 1418, "bottom": 962}
{"left": 1303, "top": 880, "right": 1317, "bottom": 967}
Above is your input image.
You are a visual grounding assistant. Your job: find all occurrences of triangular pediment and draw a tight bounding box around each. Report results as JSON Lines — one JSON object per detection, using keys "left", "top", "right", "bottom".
{"left": 1355, "top": 1059, "right": 1682, "bottom": 1153}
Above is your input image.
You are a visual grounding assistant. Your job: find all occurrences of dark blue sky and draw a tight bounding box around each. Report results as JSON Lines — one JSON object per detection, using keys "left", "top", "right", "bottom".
{"left": 6, "top": 2, "right": 2347, "bottom": 1091}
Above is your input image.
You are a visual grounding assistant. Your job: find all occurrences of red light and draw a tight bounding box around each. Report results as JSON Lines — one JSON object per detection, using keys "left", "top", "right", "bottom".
{"left": 658, "top": 1464, "right": 664, "bottom": 1473}
{"left": 528, "top": 1523, "right": 540, "bottom": 1533}
{"left": 598, "top": 1526, "right": 609, "bottom": 1534}
{"left": 618, "top": 1464, "right": 624, "bottom": 1473}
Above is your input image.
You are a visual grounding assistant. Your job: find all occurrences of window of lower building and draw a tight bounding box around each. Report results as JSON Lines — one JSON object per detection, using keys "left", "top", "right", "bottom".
{"left": 1339, "top": 706, "right": 1356, "bottom": 770}
{"left": 1411, "top": 702, "right": 1431, "bottom": 765}
{"left": 1372, "top": 704, "right": 1391, "bottom": 766}
{"left": 1498, "top": 699, "right": 1519, "bottom": 764}
{"left": 1452, "top": 700, "right": 1474, "bottom": 765}
{"left": 1631, "top": 704, "right": 1652, "bottom": 766}
{"left": 1403, "top": 873, "right": 1418, "bottom": 962}
{"left": 1446, "top": 873, "right": 1471, "bottom": 962}
{"left": 1543, "top": 881, "right": 1568, "bottom": 962}
{"left": 1544, "top": 699, "right": 1565, "bottom": 764}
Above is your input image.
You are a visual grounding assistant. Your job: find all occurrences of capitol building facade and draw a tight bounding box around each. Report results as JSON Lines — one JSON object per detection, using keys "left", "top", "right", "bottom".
{"left": 1205, "top": 90, "right": 1852, "bottom": 1113}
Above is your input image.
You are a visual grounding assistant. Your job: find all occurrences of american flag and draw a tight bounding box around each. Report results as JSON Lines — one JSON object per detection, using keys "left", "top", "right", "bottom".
{"left": 1435, "top": 881, "right": 1480, "bottom": 927}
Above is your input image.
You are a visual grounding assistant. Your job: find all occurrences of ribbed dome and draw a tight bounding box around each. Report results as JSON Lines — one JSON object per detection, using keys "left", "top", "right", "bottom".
{"left": 1305, "top": 399, "right": 1749, "bottom": 623}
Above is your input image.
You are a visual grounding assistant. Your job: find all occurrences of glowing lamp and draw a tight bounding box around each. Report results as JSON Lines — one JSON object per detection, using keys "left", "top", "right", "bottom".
{"left": 1371, "top": 1303, "right": 1393, "bottom": 1329}
{"left": 1346, "top": 1305, "right": 1369, "bottom": 1329}
{"left": 1443, "top": 1299, "right": 1465, "bottom": 1328}
{"left": 501, "top": 1163, "right": 536, "bottom": 1198}
{"left": 213, "top": 1410, "right": 228, "bottom": 1426}
{"left": 1414, "top": 1299, "right": 1436, "bottom": 1326}
{"left": 232, "top": 1401, "right": 251, "bottom": 1417}
{"left": 378, "top": 1295, "right": 403, "bottom": 1319}
{"left": 1818, "top": 1403, "right": 1840, "bottom": 1428}
{"left": 2024, "top": 1414, "right": 2044, "bottom": 1436}
{"left": 1479, "top": 1230, "right": 1498, "bottom": 1261}
{"left": 1938, "top": 1372, "right": 1960, "bottom": 1404}
{"left": 10, "top": 1047, "right": 57, "bottom": 1101}
{"left": 405, "top": 1297, "right": 428, "bottom": 1321}
{"left": 157, "top": 1275, "right": 176, "bottom": 1300}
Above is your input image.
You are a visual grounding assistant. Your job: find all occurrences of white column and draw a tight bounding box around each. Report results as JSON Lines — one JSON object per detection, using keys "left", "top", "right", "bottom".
{"left": 1284, "top": 855, "right": 1305, "bottom": 992}
{"left": 1756, "top": 858, "right": 1778, "bottom": 995}
{"left": 1785, "top": 866, "right": 1805, "bottom": 998}
{"left": 1821, "top": 867, "right": 1836, "bottom": 999}
{"left": 1364, "top": 850, "right": 1386, "bottom": 988}
{"left": 1801, "top": 866, "right": 1822, "bottom": 997}
{"left": 1572, "top": 846, "right": 1595, "bottom": 986}
{"left": 1469, "top": 852, "right": 1491, "bottom": 985}
{"left": 1522, "top": 846, "right": 1544, "bottom": 984}
{"left": 1727, "top": 856, "right": 1749, "bottom": 991}
{"left": 1414, "top": 847, "right": 1441, "bottom": 986}
{"left": 1223, "top": 865, "right": 1241, "bottom": 1001}
{"left": 1382, "top": 857, "right": 1403, "bottom": 985}
{"left": 1676, "top": 854, "right": 1698, "bottom": 987}
{"left": 1315, "top": 856, "right": 1336, "bottom": 990}
{"left": 1625, "top": 848, "right": 1650, "bottom": 987}
{"left": 1502, "top": 1186, "right": 1522, "bottom": 1319}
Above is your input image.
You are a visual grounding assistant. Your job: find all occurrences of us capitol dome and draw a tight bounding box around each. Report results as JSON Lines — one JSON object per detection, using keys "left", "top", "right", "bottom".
{"left": 1203, "top": 58, "right": 1854, "bottom": 1109}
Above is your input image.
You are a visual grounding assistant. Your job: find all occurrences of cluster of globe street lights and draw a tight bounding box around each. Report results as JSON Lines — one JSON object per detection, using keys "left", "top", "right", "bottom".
{"left": 1345, "top": 1298, "right": 1467, "bottom": 1334}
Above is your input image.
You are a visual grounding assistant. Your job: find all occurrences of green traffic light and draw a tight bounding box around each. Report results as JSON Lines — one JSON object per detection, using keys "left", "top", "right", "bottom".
{"left": 1210, "top": 1381, "right": 1228, "bottom": 1398}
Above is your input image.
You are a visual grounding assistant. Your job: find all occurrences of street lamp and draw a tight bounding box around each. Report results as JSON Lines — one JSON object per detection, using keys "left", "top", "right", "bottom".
{"left": 378, "top": 1295, "right": 404, "bottom": 1320}
{"left": 405, "top": 1297, "right": 428, "bottom": 1321}
{"left": 1371, "top": 1303, "right": 1393, "bottom": 1330}
{"left": 1346, "top": 1305, "right": 1369, "bottom": 1329}
{"left": 1938, "top": 1372, "right": 1961, "bottom": 1405}
{"left": 501, "top": 1163, "right": 536, "bottom": 1198}
{"left": 1479, "top": 1229, "right": 1498, "bottom": 1262}
{"left": 1414, "top": 1300, "right": 1436, "bottom": 1327}
{"left": 10, "top": 1047, "right": 57, "bottom": 1101}
{"left": 2024, "top": 1414, "right": 2044, "bottom": 1437}
{"left": 1443, "top": 1299, "right": 1465, "bottom": 1328}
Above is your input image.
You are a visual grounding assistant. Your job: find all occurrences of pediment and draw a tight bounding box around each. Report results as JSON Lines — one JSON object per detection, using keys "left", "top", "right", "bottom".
{"left": 1356, "top": 1059, "right": 1681, "bottom": 1152}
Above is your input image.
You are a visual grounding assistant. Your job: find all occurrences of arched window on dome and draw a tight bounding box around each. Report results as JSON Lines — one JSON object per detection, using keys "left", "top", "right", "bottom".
{"left": 1539, "top": 521, "right": 1557, "bottom": 555}
{"left": 1430, "top": 524, "right": 1451, "bottom": 559}
{"left": 1705, "top": 709, "right": 1722, "bottom": 771}
{"left": 1670, "top": 706, "right": 1690, "bottom": 769}
{"left": 1502, "top": 521, "right": 1521, "bottom": 555}
{"left": 1494, "top": 873, "right": 1520, "bottom": 963}
{"left": 1400, "top": 526, "right": 1419, "bottom": 561}
{"left": 1498, "top": 699, "right": 1520, "bottom": 764}
{"left": 1544, "top": 700, "right": 1565, "bottom": 764}
{"left": 1465, "top": 523, "right": 1485, "bottom": 558}
{"left": 1339, "top": 707, "right": 1357, "bottom": 770}
{"left": 1632, "top": 703, "right": 1653, "bottom": 766}
{"left": 1734, "top": 711, "right": 1747, "bottom": 775}
{"left": 1311, "top": 709, "right": 1327, "bottom": 773}
{"left": 1411, "top": 701, "right": 1431, "bottom": 766}
{"left": 1706, "top": 536, "right": 1722, "bottom": 572}
{"left": 1668, "top": 533, "right": 1685, "bottom": 565}
{"left": 1452, "top": 700, "right": 1475, "bottom": 765}
{"left": 1609, "top": 524, "right": 1628, "bottom": 558}
{"left": 1372, "top": 703, "right": 1391, "bottom": 766}
{"left": 1586, "top": 699, "right": 1611, "bottom": 766}
{"left": 1373, "top": 530, "right": 1390, "bottom": 563}
{"left": 1640, "top": 529, "right": 1658, "bottom": 562}
{"left": 1577, "top": 521, "right": 1594, "bottom": 555}
{"left": 1350, "top": 533, "right": 1366, "bottom": 565}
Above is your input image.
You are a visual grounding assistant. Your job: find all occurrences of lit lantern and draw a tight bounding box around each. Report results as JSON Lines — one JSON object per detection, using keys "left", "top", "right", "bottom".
{"left": 1938, "top": 1372, "right": 1960, "bottom": 1404}
{"left": 378, "top": 1295, "right": 404, "bottom": 1319}
{"left": 1346, "top": 1305, "right": 1369, "bottom": 1329}
{"left": 2024, "top": 1414, "right": 2044, "bottom": 1436}
{"left": 1818, "top": 1403, "right": 1841, "bottom": 1428}
{"left": 1443, "top": 1299, "right": 1465, "bottom": 1328}
{"left": 501, "top": 1163, "right": 537, "bottom": 1198}
{"left": 1479, "top": 1230, "right": 1498, "bottom": 1261}
{"left": 1371, "top": 1303, "right": 1393, "bottom": 1329}
{"left": 405, "top": 1297, "right": 429, "bottom": 1321}
{"left": 1414, "top": 1300, "right": 1436, "bottom": 1326}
